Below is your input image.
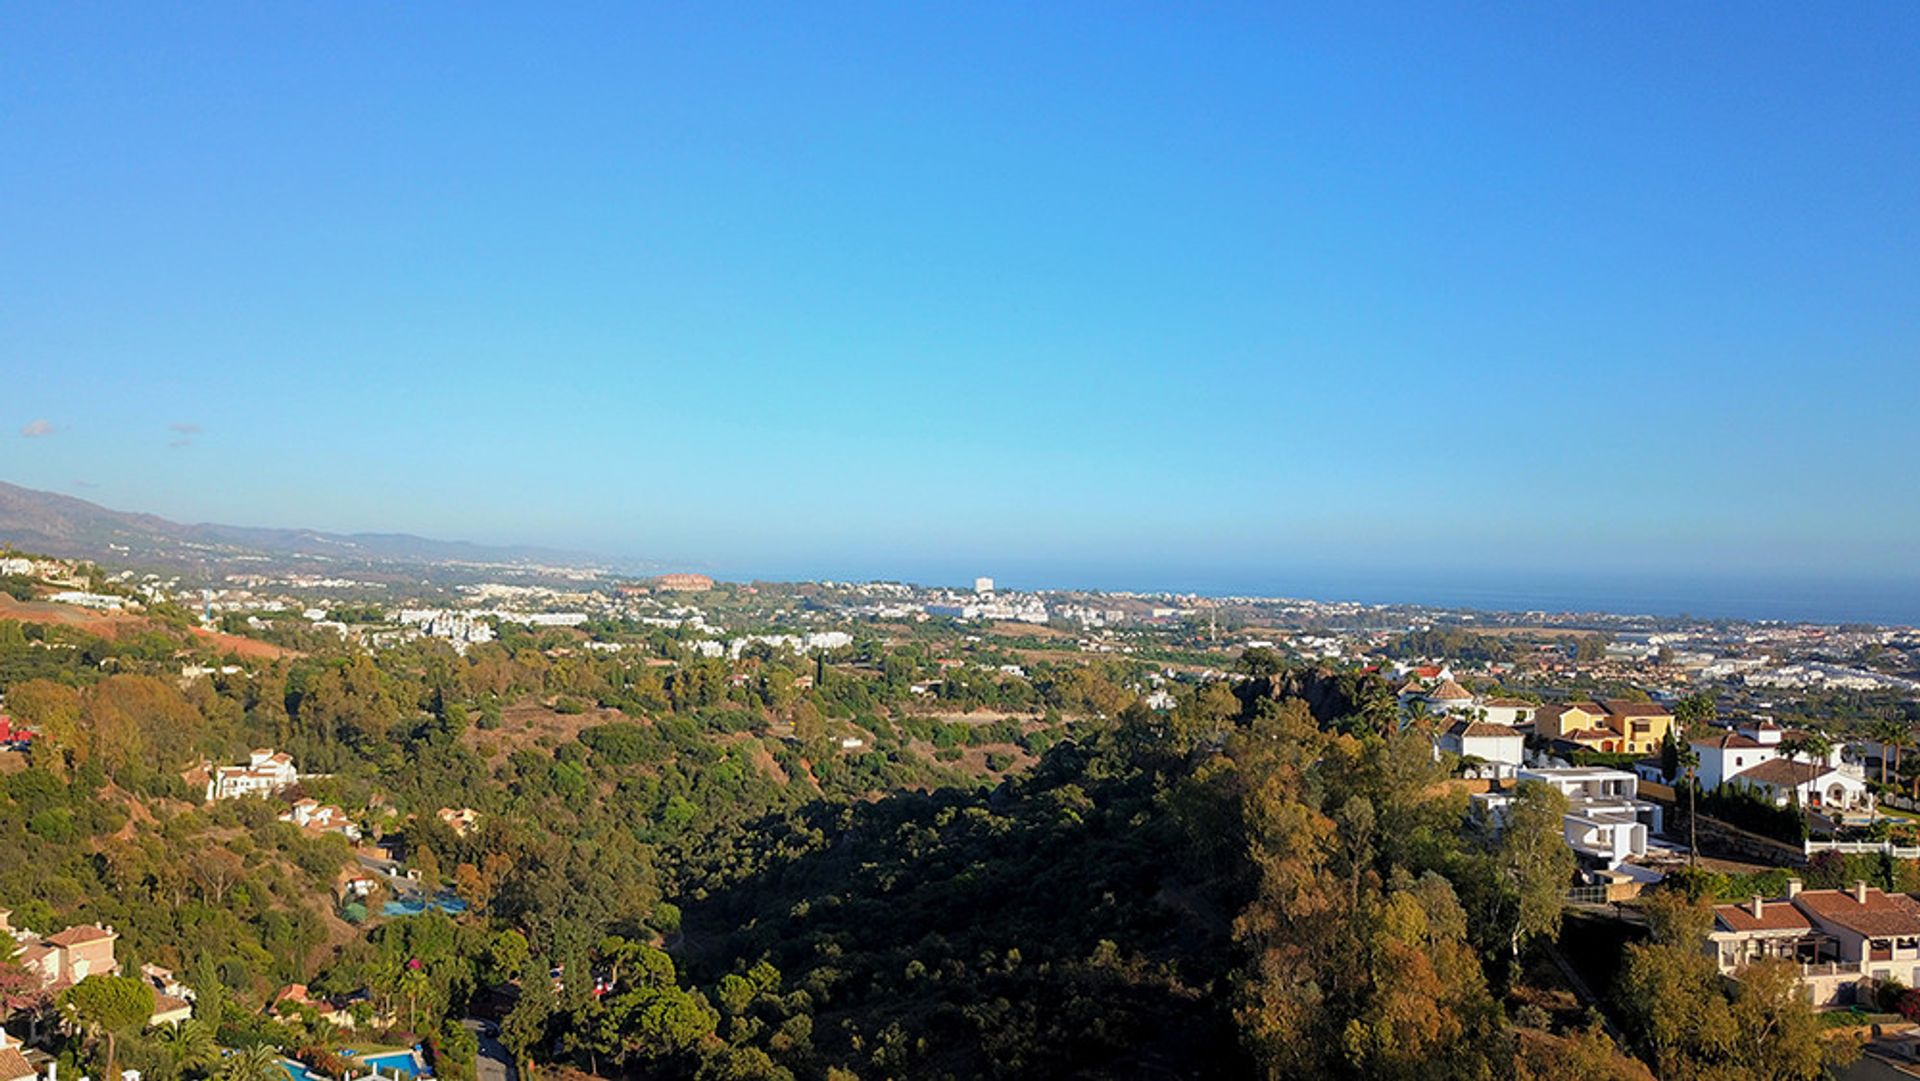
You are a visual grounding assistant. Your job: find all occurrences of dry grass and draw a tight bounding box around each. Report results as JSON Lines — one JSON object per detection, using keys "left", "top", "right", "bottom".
{"left": 463, "top": 699, "right": 636, "bottom": 763}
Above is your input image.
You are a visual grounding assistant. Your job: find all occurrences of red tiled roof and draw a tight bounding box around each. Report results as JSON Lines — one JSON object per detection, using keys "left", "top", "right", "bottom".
{"left": 1448, "top": 720, "right": 1521, "bottom": 739}
{"left": 1604, "top": 700, "right": 1672, "bottom": 718}
{"left": 45, "top": 925, "right": 114, "bottom": 947}
{"left": 0, "top": 1047, "right": 36, "bottom": 1081}
{"left": 1429, "top": 679, "right": 1473, "bottom": 701}
{"left": 152, "top": 993, "right": 192, "bottom": 1017}
{"left": 1795, "top": 888, "right": 1920, "bottom": 937}
{"left": 1734, "top": 759, "right": 1829, "bottom": 788}
{"left": 1714, "top": 901, "right": 1812, "bottom": 933}
{"left": 1693, "top": 733, "right": 1766, "bottom": 750}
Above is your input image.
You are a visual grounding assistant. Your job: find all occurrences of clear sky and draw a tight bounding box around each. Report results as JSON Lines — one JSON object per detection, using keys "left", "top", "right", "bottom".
{"left": 4, "top": 5, "right": 1917, "bottom": 597}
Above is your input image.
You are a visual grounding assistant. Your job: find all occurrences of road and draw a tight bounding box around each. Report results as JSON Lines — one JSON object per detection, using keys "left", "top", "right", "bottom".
{"left": 462, "top": 1018, "right": 514, "bottom": 1081}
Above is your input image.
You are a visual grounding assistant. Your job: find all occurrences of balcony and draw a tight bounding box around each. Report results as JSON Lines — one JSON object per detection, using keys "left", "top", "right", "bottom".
{"left": 1800, "top": 961, "right": 1859, "bottom": 977}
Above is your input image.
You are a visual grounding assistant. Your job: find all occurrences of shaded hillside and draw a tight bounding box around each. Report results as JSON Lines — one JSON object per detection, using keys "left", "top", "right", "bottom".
{"left": 0, "top": 479, "right": 611, "bottom": 575}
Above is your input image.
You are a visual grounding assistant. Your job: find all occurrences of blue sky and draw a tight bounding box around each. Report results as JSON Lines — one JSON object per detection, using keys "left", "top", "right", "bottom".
{"left": 3, "top": 5, "right": 1917, "bottom": 594}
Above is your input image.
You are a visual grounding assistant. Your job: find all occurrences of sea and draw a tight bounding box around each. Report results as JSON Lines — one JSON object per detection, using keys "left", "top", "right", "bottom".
{"left": 728, "top": 560, "right": 1920, "bottom": 627}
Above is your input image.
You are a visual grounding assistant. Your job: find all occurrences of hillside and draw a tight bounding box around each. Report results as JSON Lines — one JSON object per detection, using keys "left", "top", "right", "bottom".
{"left": 0, "top": 479, "right": 611, "bottom": 577}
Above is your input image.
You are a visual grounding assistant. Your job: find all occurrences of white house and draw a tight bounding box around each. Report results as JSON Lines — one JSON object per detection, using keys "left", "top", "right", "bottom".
{"left": 207, "top": 749, "right": 300, "bottom": 801}
{"left": 1727, "top": 759, "right": 1873, "bottom": 812}
{"left": 1437, "top": 720, "right": 1525, "bottom": 770}
{"left": 1477, "top": 697, "right": 1538, "bottom": 727}
{"left": 1474, "top": 767, "right": 1664, "bottom": 872}
{"left": 1689, "top": 721, "right": 1867, "bottom": 812}
{"left": 1425, "top": 679, "right": 1476, "bottom": 715}
{"left": 279, "top": 799, "right": 361, "bottom": 841}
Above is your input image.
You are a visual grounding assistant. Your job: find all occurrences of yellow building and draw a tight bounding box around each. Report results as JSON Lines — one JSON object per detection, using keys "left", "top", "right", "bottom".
{"left": 1534, "top": 699, "right": 1675, "bottom": 756}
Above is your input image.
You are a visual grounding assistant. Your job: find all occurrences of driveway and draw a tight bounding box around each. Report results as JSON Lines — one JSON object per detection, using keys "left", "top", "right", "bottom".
{"left": 462, "top": 1017, "right": 514, "bottom": 1081}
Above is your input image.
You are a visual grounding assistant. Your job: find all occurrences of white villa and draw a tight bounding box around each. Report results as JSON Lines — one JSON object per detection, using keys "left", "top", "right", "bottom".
{"left": 1474, "top": 767, "right": 1664, "bottom": 873}
{"left": 207, "top": 749, "right": 300, "bottom": 801}
{"left": 1678, "top": 721, "right": 1871, "bottom": 813}
{"left": 1437, "top": 719, "right": 1526, "bottom": 771}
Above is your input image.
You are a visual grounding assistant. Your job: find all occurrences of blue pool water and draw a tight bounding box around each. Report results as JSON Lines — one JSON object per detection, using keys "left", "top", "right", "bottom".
{"left": 359, "top": 1052, "right": 424, "bottom": 1078}
{"left": 279, "top": 1050, "right": 428, "bottom": 1081}
{"left": 380, "top": 894, "right": 469, "bottom": 917}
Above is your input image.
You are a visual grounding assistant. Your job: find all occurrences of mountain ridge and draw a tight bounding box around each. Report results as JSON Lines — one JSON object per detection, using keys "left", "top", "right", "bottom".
{"left": 0, "top": 479, "right": 613, "bottom": 574}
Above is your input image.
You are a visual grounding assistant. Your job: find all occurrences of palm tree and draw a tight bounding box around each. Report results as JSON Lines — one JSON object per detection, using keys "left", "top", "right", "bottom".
{"left": 219, "top": 1044, "right": 284, "bottom": 1081}
{"left": 1780, "top": 739, "right": 1807, "bottom": 812}
{"left": 396, "top": 964, "right": 431, "bottom": 1035}
{"left": 1873, "top": 719, "right": 1908, "bottom": 787}
{"left": 1675, "top": 740, "right": 1701, "bottom": 869}
{"left": 157, "top": 1018, "right": 218, "bottom": 1080}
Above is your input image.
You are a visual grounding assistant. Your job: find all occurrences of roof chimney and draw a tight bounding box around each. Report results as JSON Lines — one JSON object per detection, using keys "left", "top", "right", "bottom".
{"left": 1854, "top": 880, "right": 1870, "bottom": 904}
{"left": 1786, "top": 878, "right": 1803, "bottom": 899}
{"left": 1750, "top": 896, "right": 1765, "bottom": 919}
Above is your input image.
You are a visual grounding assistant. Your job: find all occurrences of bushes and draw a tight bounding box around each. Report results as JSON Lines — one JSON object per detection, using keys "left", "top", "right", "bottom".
{"left": 1693, "top": 784, "right": 1808, "bottom": 844}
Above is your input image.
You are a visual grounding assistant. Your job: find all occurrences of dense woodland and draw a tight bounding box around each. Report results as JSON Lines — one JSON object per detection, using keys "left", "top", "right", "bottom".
{"left": 0, "top": 609, "right": 1858, "bottom": 1079}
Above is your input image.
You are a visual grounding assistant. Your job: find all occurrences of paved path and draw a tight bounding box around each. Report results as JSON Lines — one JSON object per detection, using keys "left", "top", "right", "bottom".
{"left": 463, "top": 1018, "right": 514, "bottom": 1081}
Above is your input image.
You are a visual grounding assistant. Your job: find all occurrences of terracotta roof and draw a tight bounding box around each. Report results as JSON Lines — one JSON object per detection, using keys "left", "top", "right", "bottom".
{"left": 1693, "top": 733, "right": 1766, "bottom": 750}
{"left": 1563, "top": 728, "right": 1616, "bottom": 743}
{"left": 1448, "top": 720, "right": 1521, "bottom": 739}
{"left": 151, "top": 993, "right": 192, "bottom": 1016}
{"left": 1734, "top": 759, "right": 1830, "bottom": 788}
{"left": 1482, "top": 697, "right": 1533, "bottom": 707}
{"left": 45, "top": 925, "right": 114, "bottom": 947}
{"left": 1795, "top": 888, "right": 1920, "bottom": 937}
{"left": 1604, "top": 700, "right": 1672, "bottom": 718}
{"left": 1714, "top": 900, "right": 1812, "bottom": 934}
{"left": 1429, "top": 679, "right": 1473, "bottom": 701}
{"left": 0, "top": 1047, "right": 35, "bottom": 1081}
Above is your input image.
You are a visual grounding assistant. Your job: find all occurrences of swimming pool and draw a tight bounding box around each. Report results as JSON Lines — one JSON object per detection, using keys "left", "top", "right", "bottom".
{"left": 358, "top": 1052, "right": 424, "bottom": 1079}
{"left": 380, "top": 894, "right": 469, "bottom": 918}
{"left": 279, "top": 1050, "right": 429, "bottom": 1081}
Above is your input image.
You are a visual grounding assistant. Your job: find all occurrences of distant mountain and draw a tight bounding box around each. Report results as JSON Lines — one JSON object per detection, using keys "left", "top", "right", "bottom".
{"left": 0, "top": 479, "right": 610, "bottom": 576}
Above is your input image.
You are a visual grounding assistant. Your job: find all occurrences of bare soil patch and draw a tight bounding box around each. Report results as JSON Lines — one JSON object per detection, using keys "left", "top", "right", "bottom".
{"left": 464, "top": 699, "right": 635, "bottom": 763}
{"left": 190, "top": 627, "right": 301, "bottom": 659}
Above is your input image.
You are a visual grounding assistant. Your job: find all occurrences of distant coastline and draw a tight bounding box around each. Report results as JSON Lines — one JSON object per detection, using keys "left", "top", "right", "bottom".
{"left": 721, "top": 562, "right": 1920, "bottom": 627}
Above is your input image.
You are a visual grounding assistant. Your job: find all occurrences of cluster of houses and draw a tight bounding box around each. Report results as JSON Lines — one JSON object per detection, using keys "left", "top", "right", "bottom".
{"left": 1404, "top": 667, "right": 1910, "bottom": 1013}
{"left": 1, "top": 908, "right": 195, "bottom": 1071}
{"left": 190, "top": 750, "right": 362, "bottom": 842}
{"left": 1403, "top": 672, "right": 1875, "bottom": 818}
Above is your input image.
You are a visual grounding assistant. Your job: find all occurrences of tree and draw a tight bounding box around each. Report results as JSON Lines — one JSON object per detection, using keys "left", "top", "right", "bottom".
{"left": 500, "top": 958, "right": 555, "bottom": 1076}
{"left": 1674, "top": 741, "right": 1701, "bottom": 869}
{"left": 60, "top": 974, "right": 156, "bottom": 1080}
{"left": 1673, "top": 693, "right": 1716, "bottom": 731}
{"left": 1497, "top": 781, "right": 1577, "bottom": 958}
{"left": 155, "top": 1018, "right": 218, "bottom": 1081}
{"left": 218, "top": 1044, "right": 285, "bottom": 1081}
{"left": 1872, "top": 719, "right": 1907, "bottom": 787}
{"left": 1616, "top": 892, "right": 1857, "bottom": 1079}
{"left": 1790, "top": 730, "right": 1834, "bottom": 810}
{"left": 397, "top": 963, "right": 432, "bottom": 1034}
{"left": 1779, "top": 740, "right": 1807, "bottom": 812}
